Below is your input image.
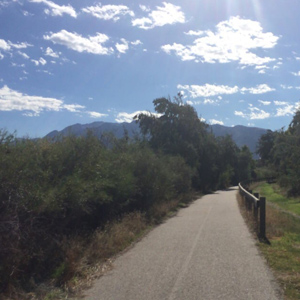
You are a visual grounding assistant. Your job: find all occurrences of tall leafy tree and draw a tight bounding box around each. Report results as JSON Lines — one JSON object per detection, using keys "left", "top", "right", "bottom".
{"left": 135, "top": 95, "right": 208, "bottom": 168}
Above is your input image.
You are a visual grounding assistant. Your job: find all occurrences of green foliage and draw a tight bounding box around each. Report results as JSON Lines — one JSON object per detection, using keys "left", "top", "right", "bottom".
{"left": 0, "top": 128, "right": 194, "bottom": 293}
{"left": 257, "top": 109, "right": 300, "bottom": 196}
{"left": 135, "top": 95, "right": 251, "bottom": 192}
{"left": 0, "top": 95, "right": 255, "bottom": 295}
{"left": 256, "top": 129, "right": 275, "bottom": 163}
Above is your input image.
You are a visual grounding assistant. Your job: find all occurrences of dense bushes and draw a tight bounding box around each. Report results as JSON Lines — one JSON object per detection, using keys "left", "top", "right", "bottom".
{"left": 0, "top": 130, "right": 195, "bottom": 294}
{"left": 0, "top": 97, "right": 254, "bottom": 296}
{"left": 257, "top": 110, "right": 300, "bottom": 196}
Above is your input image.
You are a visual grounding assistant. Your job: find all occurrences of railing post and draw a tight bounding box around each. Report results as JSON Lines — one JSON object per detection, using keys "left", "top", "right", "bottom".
{"left": 248, "top": 190, "right": 252, "bottom": 211}
{"left": 259, "top": 197, "right": 266, "bottom": 239}
{"left": 253, "top": 193, "right": 259, "bottom": 230}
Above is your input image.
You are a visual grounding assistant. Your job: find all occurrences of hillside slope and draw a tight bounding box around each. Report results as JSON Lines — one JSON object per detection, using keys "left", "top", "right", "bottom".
{"left": 45, "top": 122, "right": 268, "bottom": 158}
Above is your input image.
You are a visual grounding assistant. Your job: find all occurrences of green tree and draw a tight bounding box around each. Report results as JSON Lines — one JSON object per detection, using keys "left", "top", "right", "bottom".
{"left": 256, "top": 130, "right": 276, "bottom": 164}
{"left": 135, "top": 95, "right": 207, "bottom": 167}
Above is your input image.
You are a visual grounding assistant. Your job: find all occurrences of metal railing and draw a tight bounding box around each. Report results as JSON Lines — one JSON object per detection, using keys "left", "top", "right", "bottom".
{"left": 238, "top": 178, "right": 275, "bottom": 240}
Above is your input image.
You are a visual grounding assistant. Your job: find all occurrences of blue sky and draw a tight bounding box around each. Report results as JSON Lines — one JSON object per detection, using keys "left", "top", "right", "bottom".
{"left": 1, "top": 0, "right": 300, "bottom": 137}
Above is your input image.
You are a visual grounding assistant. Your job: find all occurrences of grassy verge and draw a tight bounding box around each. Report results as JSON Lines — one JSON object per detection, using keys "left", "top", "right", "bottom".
{"left": 239, "top": 182, "right": 300, "bottom": 299}
{"left": 254, "top": 182, "right": 300, "bottom": 216}
{"left": 4, "top": 194, "right": 195, "bottom": 300}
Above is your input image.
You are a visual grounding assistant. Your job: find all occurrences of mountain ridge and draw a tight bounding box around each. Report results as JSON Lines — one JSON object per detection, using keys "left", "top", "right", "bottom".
{"left": 45, "top": 121, "right": 268, "bottom": 158}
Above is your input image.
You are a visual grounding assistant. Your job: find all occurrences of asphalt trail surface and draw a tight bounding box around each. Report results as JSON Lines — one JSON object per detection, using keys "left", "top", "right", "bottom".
{"left": 84, "top": 187, "right": 282, "bottom": 300}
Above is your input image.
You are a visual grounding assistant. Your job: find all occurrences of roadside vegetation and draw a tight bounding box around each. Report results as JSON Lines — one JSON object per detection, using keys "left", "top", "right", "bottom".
{"left": 238, "top": 111, "right": 300, "bottom": 300}
{"left": 0, "top": 95, "right": 254, "bottom": 299}
{"left": 248, "top": 182, "right": 300, "bottom": 300}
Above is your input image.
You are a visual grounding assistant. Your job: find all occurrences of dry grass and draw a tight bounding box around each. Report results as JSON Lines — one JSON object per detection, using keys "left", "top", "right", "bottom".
{"left": 236, "top": 193, "right": 258, "bottom": 236}
{"left": 238, "top": 184, "right": 300, "bottom": 300}
{"left": 12, "top": 195, "right": 195, "bottom": 300}
{"left": 1, "top": 189, "right": 195, "bottom": 300}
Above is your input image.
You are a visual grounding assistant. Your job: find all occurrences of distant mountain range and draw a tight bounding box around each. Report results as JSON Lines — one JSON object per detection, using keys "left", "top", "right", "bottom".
{"left": 45, "top": 122, "right": 268, "bottom": 159}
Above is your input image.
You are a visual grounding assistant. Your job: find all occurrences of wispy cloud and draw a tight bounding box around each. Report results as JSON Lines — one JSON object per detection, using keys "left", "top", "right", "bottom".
{"left": 210, "top": 119, "right": 224, "bottom": 125}
{"left": 258, "top": 100, "right": 271, "bottom": 105}
{"left": 0, "top": 85, "right": 85, "bottom": 115}
{"left": 44, "top": 30, "right": 114, "bottom": 55}
{"left": 0, "top": 39, "right": 10, "bottom": 51}
{"left": 82, "top": 4, "right": 134, "bottom": 21}
{"left": 235, "top": 101, "right": 298, "bottom": 120}
{"left": 275, "top": 104, "right": 295, "bottom": 117}
{"left": 116, "top": 38, "right": 129, "bottom": 54}
{"left": 235, "top": 106, "right": 270, "bottom": 120}
{"left": 178, "top": 84, "right": 239, "bottom": 98}
{"left": 31, "top": 57, "right": 47, "bottom": 66}
{"left": 274, "top": 101, "right": 288, "bottom": 106}
{"left": 178, "top": 83, "right": 274, "bottom": 98}
{"left": 240, "top": 84, "right": 275, "bottom": 94}
{"left": 184, "top": 30, "right": 204, "bottom": 36}
{"left": 116, "top": 111, "right": 160, "bottom": 123}
{"left": 86, "top": 111, "right": 108, "bottom": 118}
{"left": 0, "top": 39, "right": 32, "bottom": 52}
{"left": 44, "top": 47, "right": 60, "bottom": 58}
{"left": 291, "top": 71, "right": 300, "bottom": 76}
{"left": 162, "top": 16, "right": 278, "bottom": 66}
{"left": 132, "top": 2, "right": 185, "bottom": 30}
{"left": 29, "top": 0, "right": 77, "bottom": 18}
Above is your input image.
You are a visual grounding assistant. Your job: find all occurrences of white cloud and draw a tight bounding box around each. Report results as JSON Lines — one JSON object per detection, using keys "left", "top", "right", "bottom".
{"left": 184, "top": 30, "right": 204, "bottom": 36}
{"left": 9, "top": 42, "right": 32, "bottom": 49}
{"left": 240, "top": 84, "right": 275, "bottom": 94}
{"left": 249, "top": 107, "right": 270, "bottom": 119}
{"left": 131, "top": 40, "right": 143, "bottom": 46}
{"left": 210, "top": 119, "right": 224, "bottom": 125}
{"left": 31, "top": 57, "right": 47, "bottom": 66}
{"left": 64, "top": 104, "right": 85, "bottom": 113}
{"left": 12, "top": 62, "right": 25, "bottom": 68}
{"left": 22, "top": 10, "right": 33, "bottom": 17}
{"left": 45, "top": 47, "right": 59, "bottom": 58}
{"left": 116, "top": 111, "right": 160, "bottom": 123}
{"left": 39, "top": 57, "right": 47, "bottom": 65}
{"left": 44, "top": 30, "right": 114, "bottom": 55}
{"left": 178, "top": 84, "right": 239, "bottom": 98}
{"left": 258, "top": 100, "right": 271, "bottom": 105}
{"left": 162, "top": 43, "right": 196, "bottom": 61}
{"left": 275, "top": 105, "right": 295, "bottom": 117}
{"left": 0, "top": 85, "right": 91, "bottom": 116}
{"left": 29, "top": 0, "right": 77, "bottom": 18}
{"left": 291, "top": 71, "right": 300, "bottom": 76}
{"left": 31, "top": 59, "right": 39, "bottom": 66}
{"left": 178, "top": 83, "right": 275, "bottom": 99}
{"left": 86, "top": 111, "right": 108, "bottom": 118}
{"left": 280, "top": 84, "right": 293, "bottom": 90}
{"left": 82, "top": 4, "right": 134, "bottom": 21}
{"left": 0, "top": 39, "right": 11, "bottom": 51}
{"left": 235, "top": 111, "right": 247, "bottom": 118}
{"left": 18, "top": 51, "right": 30, "bottom": 59}
{"left": 116, "top": 38, "right": 129, "bottom": 54}
{"left": 0, "top": 39, "right": 32, "bottom": 59}
{"left": 139, "top": 5, "right": 150, "bottom": 12}
{"left": 255, "top": 65, "right": 268, "bottom": 70}
{"left": 132, "top": 2, "right": 185, "bottom": 30}
{"left": 204, "top": 98, "right": 219, "bottom": 105}
{"left": 0, "top": 85, "right": 62, "bottom": 114}
{"left": 162, "top": 16, "right": 278, "bottom": 66}
{"left": 235, "top": 106, "right": 270, "bottom": 120}
{"left": 274, "top": 101, "right": 288, "bottom": 106}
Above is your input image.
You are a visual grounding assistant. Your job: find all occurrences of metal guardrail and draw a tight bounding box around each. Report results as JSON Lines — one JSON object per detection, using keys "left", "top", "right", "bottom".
{"left": 238, "top": 177, "right": 275, "bottom": 240}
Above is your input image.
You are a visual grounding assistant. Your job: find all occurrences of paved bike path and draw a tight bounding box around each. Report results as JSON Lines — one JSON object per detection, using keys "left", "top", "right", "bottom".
{"left": 84, "top": 187, "right": 282, "bottom": 300}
